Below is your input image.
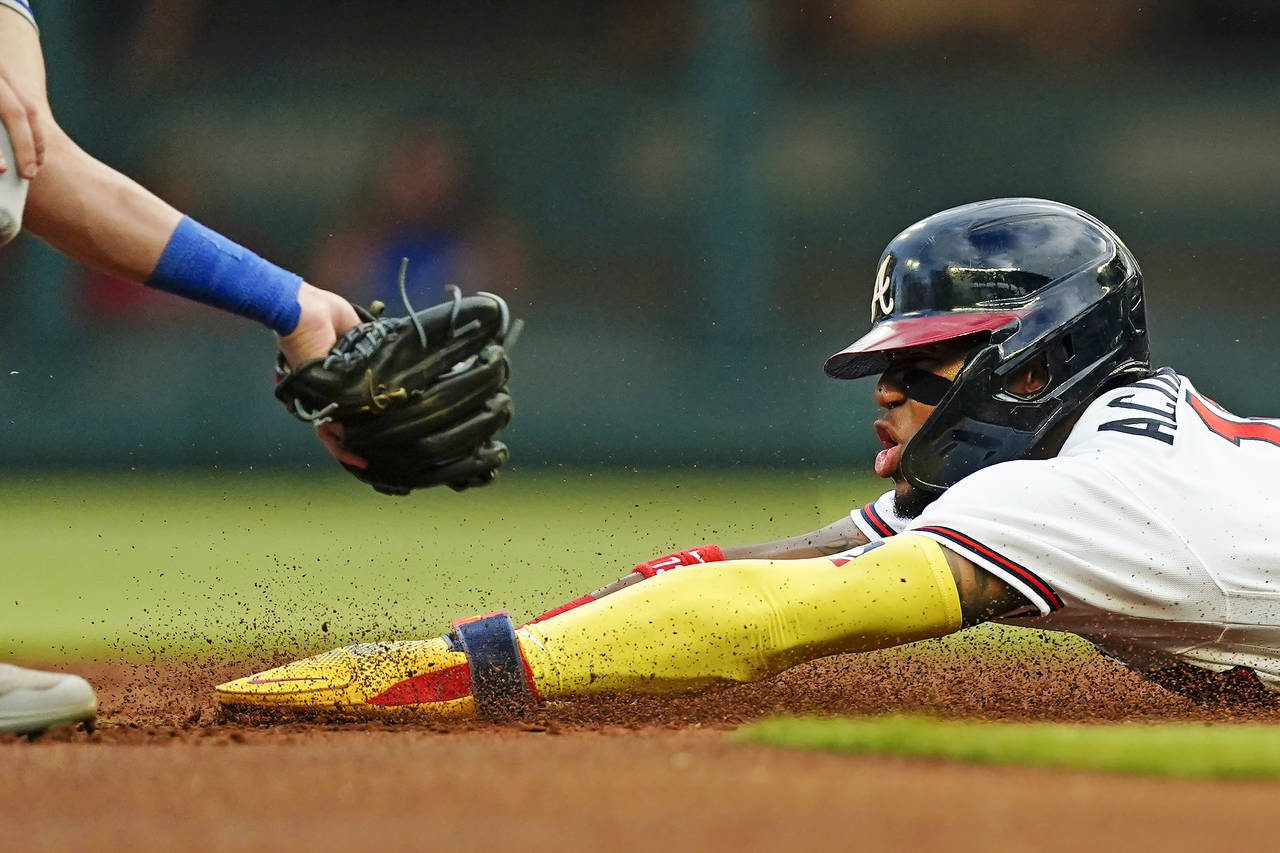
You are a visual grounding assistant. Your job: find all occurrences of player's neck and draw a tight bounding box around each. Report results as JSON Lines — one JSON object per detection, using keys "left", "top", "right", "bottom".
{"left": 1030, "top": 404, "right": 1092, "bottom": 460}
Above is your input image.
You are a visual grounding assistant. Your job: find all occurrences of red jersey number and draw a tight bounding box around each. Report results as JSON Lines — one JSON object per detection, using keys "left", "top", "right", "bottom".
{"left": 1186, "top": 391, "right": 1280, "bottom": 449}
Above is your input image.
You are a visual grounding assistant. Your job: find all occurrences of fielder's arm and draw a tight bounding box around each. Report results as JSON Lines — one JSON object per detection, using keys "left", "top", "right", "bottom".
{"left": 0, "top": 13, "right": 357, "bottom": 366}
{"left": 0, "top": 5, "right": 39, "bottom": 185}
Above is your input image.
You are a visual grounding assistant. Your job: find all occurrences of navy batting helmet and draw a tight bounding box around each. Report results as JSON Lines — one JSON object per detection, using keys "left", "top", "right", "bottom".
{"left": 825, "top": 198, "right": 1151, "bottom": 494}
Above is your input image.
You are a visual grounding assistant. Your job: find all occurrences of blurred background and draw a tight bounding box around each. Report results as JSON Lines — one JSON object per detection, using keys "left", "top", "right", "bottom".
{"left": 3, "top": 0, "right": 1280, "bottom": 472}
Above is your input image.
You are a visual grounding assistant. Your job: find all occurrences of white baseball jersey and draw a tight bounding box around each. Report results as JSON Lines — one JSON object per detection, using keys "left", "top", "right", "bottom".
{"left": 855, "top": 368, "right": 1280, "bottom": 690}
{"left": 851, "top": 489, "right": 910, "bottom": 542}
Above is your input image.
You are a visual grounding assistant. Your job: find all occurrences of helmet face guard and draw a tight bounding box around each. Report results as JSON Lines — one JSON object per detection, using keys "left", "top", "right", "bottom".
{"left": 826, "top": 198, "right": 1151, "bottom": 494}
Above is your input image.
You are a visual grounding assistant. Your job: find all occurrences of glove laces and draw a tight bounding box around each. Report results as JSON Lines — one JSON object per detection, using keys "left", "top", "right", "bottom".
{"left": 396, "top": 256, "right": 522, "bottom": 350}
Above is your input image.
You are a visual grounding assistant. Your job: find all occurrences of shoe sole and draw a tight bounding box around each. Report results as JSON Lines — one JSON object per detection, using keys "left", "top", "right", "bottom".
{"left": 217, "top": 693, "right": 475, "bottom": 722}
{"left": 0, "top": 701, "right": 98, "bottom": 736}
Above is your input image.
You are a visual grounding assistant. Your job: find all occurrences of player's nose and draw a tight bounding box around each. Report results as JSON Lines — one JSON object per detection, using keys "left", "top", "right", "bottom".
{"left": 874, "top": 374, "right": 907, "bottom": 409}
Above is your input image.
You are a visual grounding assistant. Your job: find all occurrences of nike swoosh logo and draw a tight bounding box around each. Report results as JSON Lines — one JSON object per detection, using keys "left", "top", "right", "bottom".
{"left": 247, "top": 676, "right": 326, "bottom": 684}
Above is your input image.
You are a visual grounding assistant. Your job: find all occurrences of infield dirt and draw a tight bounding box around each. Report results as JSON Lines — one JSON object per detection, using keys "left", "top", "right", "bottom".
{"left": 5, "top": 650, "right": 1280, "bottom": 852}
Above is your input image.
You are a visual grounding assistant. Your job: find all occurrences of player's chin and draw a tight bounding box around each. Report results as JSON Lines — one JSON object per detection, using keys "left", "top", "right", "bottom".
{"left": 892, "top": 480, "right": 938, "bottom": 520}
{"left": 891, "top": 476, "right": 915, "bottom": 502}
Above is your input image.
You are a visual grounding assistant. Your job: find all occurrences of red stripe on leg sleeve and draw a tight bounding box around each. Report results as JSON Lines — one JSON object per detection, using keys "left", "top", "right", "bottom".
{"left": 521, "top": 594, "right": 597, "bottom": 626}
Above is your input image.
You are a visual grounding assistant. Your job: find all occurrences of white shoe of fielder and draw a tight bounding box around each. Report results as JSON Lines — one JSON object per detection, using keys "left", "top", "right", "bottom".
{"left": 0, "top": 664, "right": 98, "bottom": 735}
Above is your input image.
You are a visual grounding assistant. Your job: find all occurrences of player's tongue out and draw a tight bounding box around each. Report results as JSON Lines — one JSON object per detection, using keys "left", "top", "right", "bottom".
{"left": 875, "top": 443, "right": 902, "bottom": 478}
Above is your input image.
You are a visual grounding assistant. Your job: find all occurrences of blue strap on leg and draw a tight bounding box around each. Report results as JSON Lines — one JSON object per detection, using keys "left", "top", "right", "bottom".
{"left": 451, "top": 611, "right": 534, "bottom": 717}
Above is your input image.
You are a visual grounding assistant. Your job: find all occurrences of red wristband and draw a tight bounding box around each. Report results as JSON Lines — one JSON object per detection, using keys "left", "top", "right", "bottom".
{"left": 632, "top": 543, "right": 724, "bottom": 578}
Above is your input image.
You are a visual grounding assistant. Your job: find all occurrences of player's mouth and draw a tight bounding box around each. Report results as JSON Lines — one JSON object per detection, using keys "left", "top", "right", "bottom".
{"left": 873, "top": 424, "right": 903, "bottom": 479}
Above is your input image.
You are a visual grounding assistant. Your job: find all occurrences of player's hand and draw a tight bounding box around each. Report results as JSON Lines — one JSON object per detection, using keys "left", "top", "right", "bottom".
{"left": 277, "top": 282, "right": 361, "bottom": 367}
{"left": 277, "top": 283, "right": 365, "bottom": 468}
{"left": 632, "top": 544, "right": 724, "bottom": 578}
{"left": 0, "top": 62, "right": 43, "bottom": 178}
{"left": 314, "top": 422, "right": 367, "bottom": 469}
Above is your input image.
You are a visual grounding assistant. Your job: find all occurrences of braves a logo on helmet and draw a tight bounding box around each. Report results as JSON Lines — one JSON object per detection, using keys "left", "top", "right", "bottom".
{"left": 871, "top": 254, "right": 895, "bottom": 322}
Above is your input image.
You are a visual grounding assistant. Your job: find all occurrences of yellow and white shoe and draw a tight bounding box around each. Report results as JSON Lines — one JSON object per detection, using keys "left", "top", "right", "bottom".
{"left": 215, "top": 637, "right": 476, "bottom": 718}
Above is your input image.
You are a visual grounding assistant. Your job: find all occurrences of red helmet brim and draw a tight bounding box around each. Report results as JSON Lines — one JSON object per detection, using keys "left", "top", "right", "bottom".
{"left": 823, "top": 310, "right": 1026, "bottom": 379}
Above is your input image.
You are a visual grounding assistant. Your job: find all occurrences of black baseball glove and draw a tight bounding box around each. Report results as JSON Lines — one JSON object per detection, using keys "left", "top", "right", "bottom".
{"left": 275, "top": 285, "right": 519, "bottom": 495}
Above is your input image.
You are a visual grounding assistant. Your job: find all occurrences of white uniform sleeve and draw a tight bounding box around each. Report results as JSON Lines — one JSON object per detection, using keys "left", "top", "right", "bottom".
{"left": 906, "top": 457, "right": 1217, "bottom": 620}
{"left": 0, "top": 121, "right": 29, "bottom": 246}
{"left": 0, "top": 0, "right": 36, "bottom": 28}
{"left": 850, "top": 490, "right": 909, "bottom": 541}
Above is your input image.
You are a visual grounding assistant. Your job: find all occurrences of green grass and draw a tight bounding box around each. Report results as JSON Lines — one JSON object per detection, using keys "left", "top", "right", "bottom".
{"left": 0, "top": 467, "right": 865, "bottom": 660}
{"left": 736, "top": 714, "right": 1280, "bottom": 780}
{"left": 1, "top": 467, "right": 1094, "bottom": 663}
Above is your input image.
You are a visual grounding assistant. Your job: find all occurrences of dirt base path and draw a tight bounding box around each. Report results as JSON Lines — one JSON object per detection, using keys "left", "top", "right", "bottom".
{"left": 5, "top": 651, "right": 1280, "bottom": 852}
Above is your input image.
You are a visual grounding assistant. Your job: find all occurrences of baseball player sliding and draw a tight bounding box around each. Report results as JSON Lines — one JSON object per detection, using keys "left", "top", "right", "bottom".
{"left": 1, "top": 2, "right": 514, "bottom": 734}
{"left": 220, "top": 197, "right": 1280, "bottom": 716}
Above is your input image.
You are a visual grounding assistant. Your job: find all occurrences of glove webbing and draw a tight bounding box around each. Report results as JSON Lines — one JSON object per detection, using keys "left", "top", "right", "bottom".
{"left": 323, "top": 319, "right": 397, "bottom": 370}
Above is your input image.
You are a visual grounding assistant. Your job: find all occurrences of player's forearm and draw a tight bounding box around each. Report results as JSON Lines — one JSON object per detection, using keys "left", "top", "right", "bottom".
{"left": 23, "top": 126, "right": 180, "bottom": 281}
{"left": 721, "top": 515, "right": 871, "bottom": 560}
{"left": 2, "top": 13, "right": 321, "bottom": 341}
{"left": 525, "top": 518, "right": 872, "bottom": 626}
{"left": 24, "top": 123, "right": 309, "bottom": 336}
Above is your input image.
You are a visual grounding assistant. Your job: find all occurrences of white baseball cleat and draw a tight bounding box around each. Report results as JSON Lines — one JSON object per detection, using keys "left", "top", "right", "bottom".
{"left": 0, "top": 664, "right": 98, "bottom": 735}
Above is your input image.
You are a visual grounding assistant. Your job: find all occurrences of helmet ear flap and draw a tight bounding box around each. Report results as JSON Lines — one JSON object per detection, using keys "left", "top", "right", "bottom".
{"left": 1126, "top": 288, "right": 1147, "bottom": 336}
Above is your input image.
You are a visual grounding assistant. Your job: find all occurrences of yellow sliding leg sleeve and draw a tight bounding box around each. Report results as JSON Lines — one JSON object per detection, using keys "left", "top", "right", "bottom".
{"left": 517, "top": 533, "right": 963, "bottom": 697}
